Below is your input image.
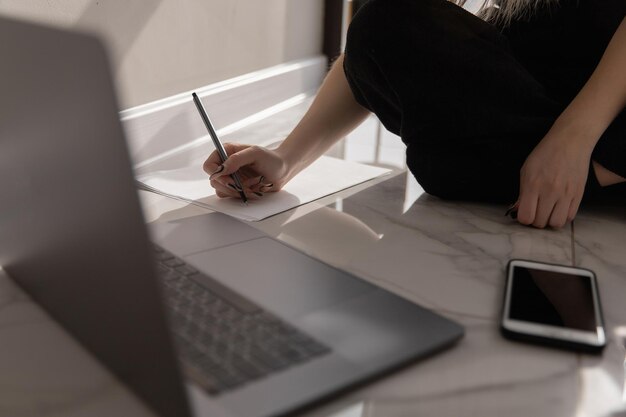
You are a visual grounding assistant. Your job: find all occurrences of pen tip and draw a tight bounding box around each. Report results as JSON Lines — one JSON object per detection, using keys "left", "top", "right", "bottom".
{"left": 192, "top": 92, "right": 198, "bottom": 98}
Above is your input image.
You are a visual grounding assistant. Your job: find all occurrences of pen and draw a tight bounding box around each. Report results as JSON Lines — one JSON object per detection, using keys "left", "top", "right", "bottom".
{"left": 192, "top": 92, "right": 248, "bottom": 204}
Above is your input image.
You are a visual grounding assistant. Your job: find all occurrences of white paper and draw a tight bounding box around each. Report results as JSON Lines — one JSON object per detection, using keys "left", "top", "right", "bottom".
{"left": 137, "top": 156, "right": 391, "bottom": 221}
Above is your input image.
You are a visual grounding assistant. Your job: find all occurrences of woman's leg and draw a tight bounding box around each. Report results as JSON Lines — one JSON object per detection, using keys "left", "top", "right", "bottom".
{"left": 592, "top": 109, "right": 626, "bottom": 184}
{"left": 584, "top": 109, "right": 626, "bottom": 202}
{"left": 343, "top": 0, "right": 624, "bottom": 204}
{"left": 593, "top": 163, "right": 625, "bottom": 186}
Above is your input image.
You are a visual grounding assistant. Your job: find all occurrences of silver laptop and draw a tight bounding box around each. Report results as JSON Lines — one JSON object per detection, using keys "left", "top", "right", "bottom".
{"left": 0, "top": 17, "right": 463, "bottom": 417}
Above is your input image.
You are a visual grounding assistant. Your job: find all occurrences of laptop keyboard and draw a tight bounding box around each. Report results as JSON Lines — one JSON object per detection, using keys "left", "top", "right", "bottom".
{"left": 152, "top": 244, "right": 331, "bottom": 395}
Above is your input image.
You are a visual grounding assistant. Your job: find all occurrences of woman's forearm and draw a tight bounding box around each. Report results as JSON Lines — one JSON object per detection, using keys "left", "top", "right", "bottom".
{"left": 548, "top": 17, "right": 626, "bottom": 150}
{"left": 515, "top": 18, "right": 625, "bottom": 227}
{"left": 277, "top": 54, "right": 370, "bottom": 176}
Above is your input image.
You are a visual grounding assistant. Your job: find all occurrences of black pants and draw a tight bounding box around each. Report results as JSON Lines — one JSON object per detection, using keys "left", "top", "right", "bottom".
{"left": 343, "top": 0, "right": 626, "bottom": 204}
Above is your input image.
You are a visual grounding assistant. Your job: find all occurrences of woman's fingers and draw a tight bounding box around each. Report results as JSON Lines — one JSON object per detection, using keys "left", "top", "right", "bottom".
{"left": 211, "top": 175, "right": 266, "bottom": 200}
{"left": 211, "top": 172, "right": 266, "bottom": 200}
{"left": 258, "top": 183, "right": 275, "bottom": 193}
{"left": 210, "top": 177, "right": 240, "bottom": 198}
{"left": 547, "top": 199, "right": 571, "bottom": 229}
{"left": 516, "top": 190, "right": 539, "bottom": 226}
{"left": 567, "top": 193, "right": 583, "bottom": 223}
{"left": 517, "top": 188, "right": 580, "bottom": 229}
{"left": 204, "top": 142, "right": 289, "bottom": 199}
{"left": 204, "top": 144, "right": 254, "bottom": 199}
{"left": 243, "top": 175, "right": 264, "bottom": 189}
{"left": 533, "top": 195, "right": 560, "bottom": 229}
{"left": 517, "top": 189, "right": 571, "bottom": 229}
{"left": 211, "top": 146, "right": 263, "bottom": 179}
{"left": 202, "top": 143, "right": 250, "bottom": 176}
{"left": 243, "top": 175, "right": 275, "bottom": 194}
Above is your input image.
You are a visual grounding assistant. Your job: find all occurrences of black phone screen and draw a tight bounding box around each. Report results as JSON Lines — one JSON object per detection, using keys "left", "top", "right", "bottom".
{"left": 509, "top": 266, "right": 597, "bottom": 331}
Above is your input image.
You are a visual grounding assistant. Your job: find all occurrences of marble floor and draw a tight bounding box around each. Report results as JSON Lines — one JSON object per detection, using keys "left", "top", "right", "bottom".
{"left": 293, "top": 173, "right": 626, "bottom": 417}
{"left": 137, "top": 167, "right": 626, "bottom": 417}
{"left": 0, "top": 97, "right": 624, "bottom": 417}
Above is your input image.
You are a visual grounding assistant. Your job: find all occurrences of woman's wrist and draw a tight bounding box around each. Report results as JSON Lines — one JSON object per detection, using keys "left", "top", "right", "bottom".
{"left": 546, "top": 114, "right": 603, "bottom": 153}
{"left": 274, "top": 134, "right": 318, "bottom": 180}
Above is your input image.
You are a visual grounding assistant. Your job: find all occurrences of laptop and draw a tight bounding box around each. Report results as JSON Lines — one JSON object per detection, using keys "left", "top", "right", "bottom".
{"left": 0, "top": 16, "right": 464, "bottom": 417}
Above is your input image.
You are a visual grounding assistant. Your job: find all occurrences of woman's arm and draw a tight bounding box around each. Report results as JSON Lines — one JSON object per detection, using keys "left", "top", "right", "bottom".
{"left": 549, "top": 18, "right": 626, "bottom": 150}
{"left": 516, "top": 17, "right": 626, "bottom": 228}
{"left": 206, "top": 54, "right": 370, "bottom": 198}
{"left": 277, "top": 54, "right": 371, "bottom": 178}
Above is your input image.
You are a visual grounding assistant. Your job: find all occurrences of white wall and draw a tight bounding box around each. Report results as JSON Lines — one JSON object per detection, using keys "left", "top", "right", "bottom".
{"left": 0, "top": 0, "right": 324, "bottom": 109}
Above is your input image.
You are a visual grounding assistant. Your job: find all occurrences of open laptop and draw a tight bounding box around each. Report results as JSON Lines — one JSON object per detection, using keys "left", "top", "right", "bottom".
{"left": 0, "top": 16, "right": 464, "bottom": 417}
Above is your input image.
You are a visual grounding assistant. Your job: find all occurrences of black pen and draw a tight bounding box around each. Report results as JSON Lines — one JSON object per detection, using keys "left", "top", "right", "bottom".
{"left": 192, "top": 92, "right": 248, "bottom": 204}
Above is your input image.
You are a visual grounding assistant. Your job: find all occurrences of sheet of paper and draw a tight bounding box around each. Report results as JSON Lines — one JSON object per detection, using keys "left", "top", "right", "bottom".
{"left": 137, "top": 156, "right": 391, "bottom": 221}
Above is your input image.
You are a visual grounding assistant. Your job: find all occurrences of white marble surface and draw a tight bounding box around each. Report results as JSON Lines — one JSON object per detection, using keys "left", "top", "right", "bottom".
{"left": 572, "top": 206, "right": 626, "bottom": 417}
{"left": 292, "top": 174, "right": 625, "bottom": 417}
{"left": 1, "top": 99, "right": 625, "bottom": 417}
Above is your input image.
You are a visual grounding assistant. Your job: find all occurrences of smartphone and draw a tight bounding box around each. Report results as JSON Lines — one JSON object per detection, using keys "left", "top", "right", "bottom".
{"left": 501, "top": 259, "right": 606, "bottom": 353}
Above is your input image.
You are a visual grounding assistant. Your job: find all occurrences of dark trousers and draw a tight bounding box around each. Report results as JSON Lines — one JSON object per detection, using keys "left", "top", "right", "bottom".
{"left": 343, "top": 0, "right": 626, "bottom": 204}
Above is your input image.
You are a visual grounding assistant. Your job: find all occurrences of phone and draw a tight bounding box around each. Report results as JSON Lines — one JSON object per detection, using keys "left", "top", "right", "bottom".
{"left": 501, "top": 259, "right": 606, "bottom": 353}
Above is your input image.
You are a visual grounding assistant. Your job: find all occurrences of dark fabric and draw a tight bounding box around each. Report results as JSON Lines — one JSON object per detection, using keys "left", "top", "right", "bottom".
{"left": 343, "top": 0, "right": 625, "bottom": 203}
{"left": 502, "top": 0, "right": 626, "bottom": 104}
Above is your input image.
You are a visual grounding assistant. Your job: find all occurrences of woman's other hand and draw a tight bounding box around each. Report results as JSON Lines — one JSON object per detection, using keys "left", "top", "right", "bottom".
{"left": 515, "top": 132, "right": 592, "bottom": 229}
{"left": 514, "top": 19, "right": 626, "bottom": 228}
{"left": 203, "top": 143, "right": 292, "bottom": 199}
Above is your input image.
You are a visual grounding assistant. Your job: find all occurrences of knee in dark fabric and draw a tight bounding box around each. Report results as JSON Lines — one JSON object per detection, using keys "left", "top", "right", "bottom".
{"left": 405, "top": 145, "right": 465, "bottom": 201}
{"left": 406, "top": 144, "right": 521, "bottom": 203}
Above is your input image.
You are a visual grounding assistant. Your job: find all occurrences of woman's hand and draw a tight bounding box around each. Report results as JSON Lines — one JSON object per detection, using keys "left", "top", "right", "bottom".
{"left": 202, "top": 54, "right": 370, "bottom": 201}
{"left": 515, "top": 132, "right": 593, "bottom": 229}
{"left": 513, "top": 18, "right": 626, "bottom": 228}
{"left": 203, "top": 143, "right": 292, "bottom": 199}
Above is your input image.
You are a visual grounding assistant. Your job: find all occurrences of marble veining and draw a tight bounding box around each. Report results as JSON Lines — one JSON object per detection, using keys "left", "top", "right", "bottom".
{"left": 302, "top": 173, "right": 574, "bottom": 320}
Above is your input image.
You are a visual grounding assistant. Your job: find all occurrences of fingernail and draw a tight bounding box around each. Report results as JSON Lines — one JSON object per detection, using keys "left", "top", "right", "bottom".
{"left": 227, "top": 182, "right": 243, "bottom": 191}
{"left": 209, "top": 165, "right": 224, "bottom": 179}
{"left": 259, "top": 183, "right": 274, "bottom": 192}
{"left": 505, "top": 207, "right": 518, "bottom": 218}
{"left": 257, "top": 176, "right": 265, "bottom": 185}
{"left": 253, "top": 192, "right": 263, "bottom": 197}
{"left": 504, "top": 201, "right": 518, "bottom": 217}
